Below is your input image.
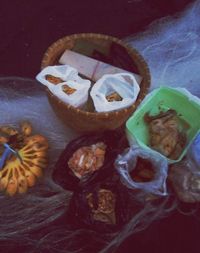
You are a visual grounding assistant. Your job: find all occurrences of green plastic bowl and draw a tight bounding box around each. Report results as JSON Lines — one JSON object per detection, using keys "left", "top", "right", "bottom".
{"left": 126, "top": 87, "right": 200, "bottom": 163}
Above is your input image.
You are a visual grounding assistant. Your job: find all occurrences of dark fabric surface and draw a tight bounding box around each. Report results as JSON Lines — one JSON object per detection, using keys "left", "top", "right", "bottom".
{"left": 0, "top": 0, "right": 192, "bottom": 78}
{"left": 0, "top": 1, "right": 198, "bottom": 253}
{"left": 116, "top": 210, "right": 200, "bottom": 253}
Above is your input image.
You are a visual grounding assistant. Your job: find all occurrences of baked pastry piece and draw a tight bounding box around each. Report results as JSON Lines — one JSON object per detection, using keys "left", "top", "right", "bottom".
{"left": 87, "top": 189, "right": 116, "bottom": 225}
{"left": 68, "top": 142, "right": 106, "bottom": 179}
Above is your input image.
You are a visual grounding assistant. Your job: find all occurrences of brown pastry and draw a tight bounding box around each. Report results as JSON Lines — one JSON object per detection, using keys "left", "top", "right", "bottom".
{"left": 106, "top": 92, "right": 122, "bottom": 102}
{"left": 45, "top": 74, "right": 64, "bottom": 85}
{"left": 68, "top": 142, "right": 106, "bottom": 178}
{"left": 62, "top": 84, "right": 76, "bottom": 95}
{"left": 87, "top": 189, "right": 116, "bottom": 224}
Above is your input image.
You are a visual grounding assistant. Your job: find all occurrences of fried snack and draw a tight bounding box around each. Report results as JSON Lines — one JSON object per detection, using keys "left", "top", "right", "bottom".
{"left": 68, "top": 142, "right": 106, "bottom": 179}
{"left": 45, "top": 75, "right": 76, "bottom": 95}
{"left": 45, "top": 74, "right": 64, "bottom": 85}
{"left": 106, "top": 92, "right": 122, "bottom": 102}
{"left": 87, "top": 189, "right": 116, "bottom": 224}
{"left": 0, "top": 123, "right": 48, "bottom": 196}
{"left": 130, "top": 157, "right": 155, "bottom": 182}
{"left": 62, "top": 84, "right": 76, "bottom": 95}
{"left": 144, "top": 109, "right": 187, "bottom": 160}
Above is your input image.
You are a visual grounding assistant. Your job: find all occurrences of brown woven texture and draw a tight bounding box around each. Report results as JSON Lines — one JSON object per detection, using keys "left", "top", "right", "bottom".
{"left": 41, "top": 33, "right": 151, "bottom": 133}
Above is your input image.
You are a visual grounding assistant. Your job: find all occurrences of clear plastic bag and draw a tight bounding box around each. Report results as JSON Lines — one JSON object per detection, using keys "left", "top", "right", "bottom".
{"left": 90, "top": 73, "right": 140, "bottom": 112}
{"left": 36, "top": 65, "right": 91, "bottom": 107}
{"left": 169, "top": 133, "right": 200, "bottom": 203}
{"left": 188, "top": 133, "right": 200, "bottom": 166}
{"left": 169, "top": 158, "right": 200, "bottom": 203}
{"left": 115, "top": 146, "right": 168, "bottom": 196}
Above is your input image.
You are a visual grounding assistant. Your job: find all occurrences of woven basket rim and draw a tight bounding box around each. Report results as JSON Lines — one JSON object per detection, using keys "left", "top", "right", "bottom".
{"left": 41, "top": 33, "right": 151, "bottom": 117}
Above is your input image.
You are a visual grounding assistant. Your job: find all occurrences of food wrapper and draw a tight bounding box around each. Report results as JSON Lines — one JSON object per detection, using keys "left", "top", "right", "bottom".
{"left": 36, "top": 65, "right": 91, "bottom": 107}
{"left": 169, "top": 133, "right": 200, "bottom": 203}
{"left": 115, "top": 146, "right": 168, "bottom": 196}
{"left": 90, "top": 73, "right": 140, "bottom": 112}
{"left": 52, "top": 129, "right": 129, "bottom": 191}
{"left": 169, "top": 158, "right": 200, "bottom": 203}
{"left": 66, "top": 175, "right": 139, "bottom": 233}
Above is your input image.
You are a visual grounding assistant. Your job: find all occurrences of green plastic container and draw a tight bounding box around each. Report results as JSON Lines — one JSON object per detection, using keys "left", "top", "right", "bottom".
{"left": 126, "top": 87, "right": 200, "bottom": 163}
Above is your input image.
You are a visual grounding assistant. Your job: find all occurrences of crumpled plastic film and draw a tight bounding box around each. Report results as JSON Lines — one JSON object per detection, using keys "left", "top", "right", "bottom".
{"left": 67, "top": 175, "right": 138, "bottom": 233}
{"left": 169, "top": 133, "right": 200, "bottom": 203}
{"left": 115, "top": 146, "right": 168, "bottom": 196}
{"left": 189, "top": 133, "right": 200, "bottom": 166}
{"left": 90, "top": 73, "right": 140, "bottom": 112}
{"left": 36, "top": 65, "right": 91, "bottom": 107}
{"left": 169, "top": 158, "right": 200, "bottom": 203}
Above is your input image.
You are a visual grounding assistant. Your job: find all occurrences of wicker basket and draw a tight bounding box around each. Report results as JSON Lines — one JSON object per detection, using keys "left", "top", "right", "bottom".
{"left": 41, "top": 33, "right": 151, "bottom": 133}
